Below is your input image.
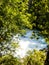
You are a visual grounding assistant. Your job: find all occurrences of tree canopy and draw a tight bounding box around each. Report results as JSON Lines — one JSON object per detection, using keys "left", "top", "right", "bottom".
{"left": 0, "top": 0, "right": 49, "bottom": 65}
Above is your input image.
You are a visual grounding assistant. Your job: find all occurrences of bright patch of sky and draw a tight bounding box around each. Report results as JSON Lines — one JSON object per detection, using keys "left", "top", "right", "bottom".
{"left": 12, "top": 30, "right": 47, "bottom": 58}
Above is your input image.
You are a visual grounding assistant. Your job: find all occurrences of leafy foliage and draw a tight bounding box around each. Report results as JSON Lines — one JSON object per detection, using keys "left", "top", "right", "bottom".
{"left": 0, "top": 0, "right": 49, "bottom": 65}
{"left": 0, "top": 54, "right": 21, "bottom": 65}
{"left": 0, "top": 0, "right": 32, "bottom": 55}
{"left": 23, "top": 50, "right": 46, "bottom": 65}
{"left": 28, "top": 0, "right": 49, "bottom": 42}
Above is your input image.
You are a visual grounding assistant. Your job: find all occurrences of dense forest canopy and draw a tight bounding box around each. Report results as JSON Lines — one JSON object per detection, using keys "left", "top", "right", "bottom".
{"left": 0, "top": 0, "right": 49, "bottom": 65}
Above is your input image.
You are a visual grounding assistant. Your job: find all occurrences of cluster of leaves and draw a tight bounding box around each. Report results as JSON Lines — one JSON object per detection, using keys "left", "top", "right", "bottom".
{"left": 23, "top": 50, "right": 46, "bottom": 65}
{"left": 28, "top": 0, "right": 49, "bottom": 42}
{"left": 0, "top": 54, "right": 22, "bottom": 65}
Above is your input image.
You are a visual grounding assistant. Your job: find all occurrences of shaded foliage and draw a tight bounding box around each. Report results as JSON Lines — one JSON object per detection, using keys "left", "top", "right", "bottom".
{"left": 28, "top": 0, "right": 49, "bottom": 40}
